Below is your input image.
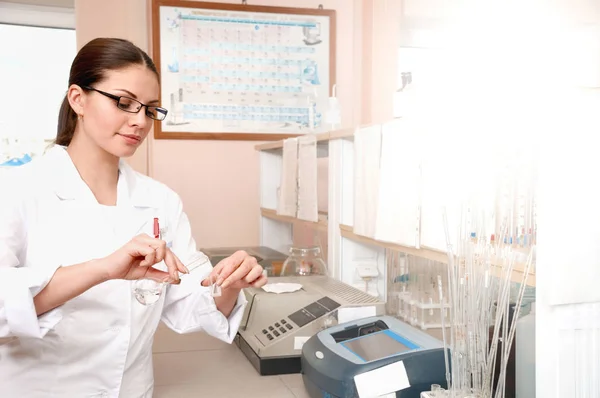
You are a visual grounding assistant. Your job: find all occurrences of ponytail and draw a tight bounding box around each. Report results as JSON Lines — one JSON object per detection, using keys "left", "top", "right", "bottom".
{"left": 56, "top": 95, "right": 77, "bottom": 146}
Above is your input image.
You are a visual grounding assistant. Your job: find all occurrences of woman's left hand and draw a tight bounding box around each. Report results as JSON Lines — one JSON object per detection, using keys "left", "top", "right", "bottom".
{"left": 201, "top": 250, "right": 267, "bottom": 290}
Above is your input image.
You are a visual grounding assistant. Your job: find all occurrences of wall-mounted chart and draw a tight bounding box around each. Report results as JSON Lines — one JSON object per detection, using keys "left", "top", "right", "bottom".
{"left": 152, "top": 0, "right": 336, "bottom": 140}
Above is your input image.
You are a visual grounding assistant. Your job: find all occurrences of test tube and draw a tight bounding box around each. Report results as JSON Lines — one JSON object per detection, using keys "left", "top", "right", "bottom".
{"left": 210, "top": 274, "right": 222, "bottom": 297}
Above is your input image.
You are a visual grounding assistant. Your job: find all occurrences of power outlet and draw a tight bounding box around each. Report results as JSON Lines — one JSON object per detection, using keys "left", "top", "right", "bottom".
{"left": 356, "top": 264, "right": 379, "bottom": 278}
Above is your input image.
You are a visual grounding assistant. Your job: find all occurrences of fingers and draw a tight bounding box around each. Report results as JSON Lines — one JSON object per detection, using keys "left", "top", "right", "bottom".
{"left": 243, "top": 264, "right": 264, "bottom": 285}
{"left": 221, "top": 256, "right": 259, "bottom": 289}
{"left": 214, "top": 250, "right": 249, "bottom": 285}
{"left": 131, "top": 235, "right": 163, "bottom": 266}
{"left": 154, "top": 244, "right": 166, "bottom": 265}
{"left": 174, "top": 253, "right": 188, "bottom": 274}
{"left": 200, "top": 251, "right": 253, "bottom": 288}
{"left": 200, "top": 254, "right": 266, "bottom": 289}
{"left": 251, "top": 274, "right": 268, "bottom": 288}
{"left": 135, "top": 234, "right": 167, "bottom": 263}
{"left": 200, "top": 269, "right": 223, "bottom": 288}
{"left": 163, "top": 250, "right": 187, "bottom": 282}
{"left": 143, "top": 267, "right": 171, "bottom": 283}
{"left": 131, "top": 234, "right": 183, "bottom": 284}
{"left": 129, "top": 241, "right": 157, "bottom": 267}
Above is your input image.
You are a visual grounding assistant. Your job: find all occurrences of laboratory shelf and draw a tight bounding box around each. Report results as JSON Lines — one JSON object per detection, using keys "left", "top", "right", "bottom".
{"left": 260, "top": 207, "right": 328, "bottom": 232}
{"left": 339, "top": 224, "right": 448, "bottom": 263}
{"left": 339, "top": 224, "right": 536, "bottom": 287}
{"left": 254, "top": 127, "right": 354, "bottom": 151}
{"left": 257, "top": 127, "right": 369, "bottom": 288}
{"left": 257, "top": 123, "right": 537, "bottom": 304}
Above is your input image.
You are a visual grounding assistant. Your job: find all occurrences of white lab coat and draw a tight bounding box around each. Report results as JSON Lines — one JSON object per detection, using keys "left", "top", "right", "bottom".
{"left": 0, "top": 145, "right": 247, "bottom": 398}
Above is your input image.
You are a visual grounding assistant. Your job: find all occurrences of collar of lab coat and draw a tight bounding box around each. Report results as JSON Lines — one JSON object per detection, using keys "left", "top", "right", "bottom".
{"left": 47, "top": 145, "right": 159, "bottom": 208}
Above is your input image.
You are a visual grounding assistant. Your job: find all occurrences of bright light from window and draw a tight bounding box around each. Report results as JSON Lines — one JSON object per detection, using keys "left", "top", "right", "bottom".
{"left": 0, "top": 23, "right": 76, "bottom": 163}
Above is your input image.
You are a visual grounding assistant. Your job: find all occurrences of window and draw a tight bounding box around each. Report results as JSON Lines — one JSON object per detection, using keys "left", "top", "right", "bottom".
{"left": 0, "top": 2, "right": 76, "bottom": 169}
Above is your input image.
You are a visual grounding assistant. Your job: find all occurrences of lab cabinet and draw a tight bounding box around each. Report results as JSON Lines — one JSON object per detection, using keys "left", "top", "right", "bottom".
{"left": 256, "top": 130, "right": 388, "bottom": 301}
{"left": 255, "top": 126, "right": 536, "bottom": 306}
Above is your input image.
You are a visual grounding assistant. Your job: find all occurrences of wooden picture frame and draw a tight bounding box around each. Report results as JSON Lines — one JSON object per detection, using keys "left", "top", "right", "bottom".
{"left": 151, "top": 0, "right": 336, "bottom": 141}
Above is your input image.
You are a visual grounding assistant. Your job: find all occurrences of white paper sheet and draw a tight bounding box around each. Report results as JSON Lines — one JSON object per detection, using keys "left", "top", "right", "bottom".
{"left": 555, "top": 302, "right": 600, "bottom": 330}
{"left": 261, "top": 282, "right": 303, "bottom": 294}
{"left": 297, "top": 134, "right": 319, "bottom": 222}
{"left": 277, "top": 137, "right": 298, "bottom": 217}
{"left": 374, "top": 119, "right": 421, "bottom": 248}
{"left": 354, "top": 125, "right": 382, "bottom": 238}
{"left": 294, "top": 336, "right": 311, "bottom": 350}
{"left": 419, "top": 132, "right": 463, "bottom": 252}
{"left": 539, "top": 97, "right": 600, "bottom": 305}
{"left": 337, "top": 306, "right": 376, "bottom": 324}
{"left": 354, "top": 360, "right": 411, "bottom": 398}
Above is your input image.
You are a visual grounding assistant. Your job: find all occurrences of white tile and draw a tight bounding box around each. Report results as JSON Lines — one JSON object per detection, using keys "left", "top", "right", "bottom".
{"left": 153, "top": 346, "right": 280, "bottom": 387}
{"left": 152, "top": 323, "right": 229, "bottom": 353}
{"left": 290, "top": 386, "right": 313, "bottom": 398}
{"left": 153, "top": 382, "right": 296, "bottom": 398}
{"left": 242, "top": 386, "right": 297, "bottom": 398}
{"left": 279, "top": 373, "right": 305, "bottom": 389}
{"left": 152, "top": 332, "right": 306, "bottom": 397}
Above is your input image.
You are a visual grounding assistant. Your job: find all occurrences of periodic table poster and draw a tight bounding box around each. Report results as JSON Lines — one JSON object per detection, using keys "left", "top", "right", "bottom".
{"left": 152, "top": 1, "right": 336, "bottom": 140}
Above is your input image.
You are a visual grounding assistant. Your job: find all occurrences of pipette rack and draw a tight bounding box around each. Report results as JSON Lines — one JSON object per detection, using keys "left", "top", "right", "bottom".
{"left": 386, "top": 253, "right": 451, "bottom": 330}
{"left": 421, "top": 389, "right": 485, "bottom": 398}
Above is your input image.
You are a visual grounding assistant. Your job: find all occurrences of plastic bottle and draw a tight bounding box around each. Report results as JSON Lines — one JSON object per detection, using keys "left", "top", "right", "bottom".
{"left": 325, "top": 84, "right": 341, "bottom": 130}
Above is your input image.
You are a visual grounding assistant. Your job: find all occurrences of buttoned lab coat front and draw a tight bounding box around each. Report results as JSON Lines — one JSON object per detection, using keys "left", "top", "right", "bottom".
{"left": 0, "top": 146, "right": 247, "bottom": 398}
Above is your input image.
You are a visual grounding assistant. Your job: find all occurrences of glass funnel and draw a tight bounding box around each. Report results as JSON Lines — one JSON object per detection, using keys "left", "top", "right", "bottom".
{"left": 280, "top": 246, "right": 328, "bottom": 276}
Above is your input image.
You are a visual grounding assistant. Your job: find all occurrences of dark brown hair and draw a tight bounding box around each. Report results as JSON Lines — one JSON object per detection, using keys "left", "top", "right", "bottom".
{"left": 56, "top": 38, "right": 159, "bottom": 146}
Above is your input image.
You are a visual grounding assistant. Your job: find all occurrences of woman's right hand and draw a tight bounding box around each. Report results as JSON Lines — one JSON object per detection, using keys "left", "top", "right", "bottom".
{"left": 97, "top": 234, "right": 188, "bottom": 283}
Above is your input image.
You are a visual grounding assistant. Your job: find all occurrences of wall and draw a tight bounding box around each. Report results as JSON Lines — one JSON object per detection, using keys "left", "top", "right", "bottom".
{"left": 74, "top": 0, "right": 150, "bottom": 176}
{"left": 74, "top": 0, "right": 362, "bottom": 248}
{"left": 360, "top": 0, "right": 400, "bottom": 124}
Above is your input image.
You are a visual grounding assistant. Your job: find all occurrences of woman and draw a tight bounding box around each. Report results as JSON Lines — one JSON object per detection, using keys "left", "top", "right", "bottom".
{"left": 0, "top": 38, "right": 267, "bottom": 397}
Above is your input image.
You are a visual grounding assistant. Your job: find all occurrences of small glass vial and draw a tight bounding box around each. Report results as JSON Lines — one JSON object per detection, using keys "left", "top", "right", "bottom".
{"left": 280, "top": 246, "right": 328, "bottom": 277}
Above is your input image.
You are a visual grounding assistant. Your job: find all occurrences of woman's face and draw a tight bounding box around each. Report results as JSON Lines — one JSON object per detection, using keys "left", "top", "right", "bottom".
{"left": 74, "top": 65, "right": 160, "bottom": 158}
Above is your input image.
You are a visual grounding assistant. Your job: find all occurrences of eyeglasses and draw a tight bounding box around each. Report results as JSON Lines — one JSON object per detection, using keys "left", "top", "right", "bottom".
{"left": 82, "top": 86, "right": 168, "bottom": 121}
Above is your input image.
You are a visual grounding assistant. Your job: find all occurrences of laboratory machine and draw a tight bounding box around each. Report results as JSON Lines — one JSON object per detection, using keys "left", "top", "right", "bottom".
{"left": 301, "top": 315, "right": 448, "bottom": 398}
{"left": 234, "top": 275, "right": 386, "bottom": 376}
{"left": 201, "top": 246, "right": 288, "bottom": 276}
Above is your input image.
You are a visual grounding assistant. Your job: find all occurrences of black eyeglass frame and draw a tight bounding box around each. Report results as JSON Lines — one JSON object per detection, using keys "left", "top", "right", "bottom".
{"left": 82, "top": 85, "right": 168, "bottom": 121}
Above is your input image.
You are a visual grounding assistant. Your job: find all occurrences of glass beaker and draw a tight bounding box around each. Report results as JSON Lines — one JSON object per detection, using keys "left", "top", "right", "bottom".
{"left": 280, "top": 246, "right": 328, "bottom": 276}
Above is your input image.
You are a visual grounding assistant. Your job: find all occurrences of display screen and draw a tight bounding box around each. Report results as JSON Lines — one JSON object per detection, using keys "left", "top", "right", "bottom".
{"left": 342, "top": 330, "right": 419, "bottom": 362}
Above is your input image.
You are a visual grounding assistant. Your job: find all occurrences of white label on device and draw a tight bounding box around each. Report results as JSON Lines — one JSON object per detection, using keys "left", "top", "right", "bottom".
{"left": 354, "top": 360, "right": 411, "bottom": 397}
{"left": 338, "top": 306, "right": 376, "bottom": 324}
